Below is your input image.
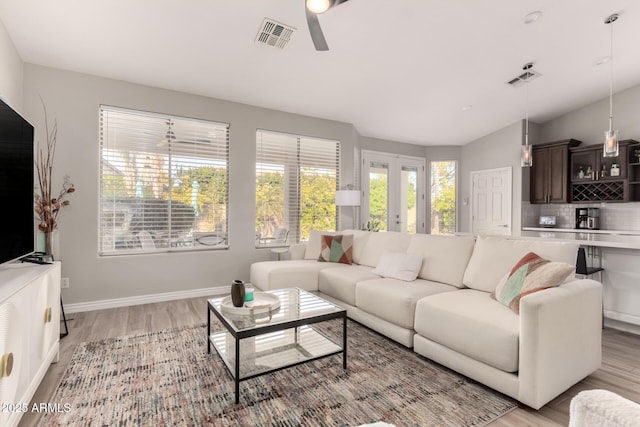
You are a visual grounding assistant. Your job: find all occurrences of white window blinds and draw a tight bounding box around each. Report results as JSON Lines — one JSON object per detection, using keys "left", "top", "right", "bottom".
{"left": 99, "top": 106, "right": 229, "bottom": 255}
{"left": 256, "top": 129, "right": 340, "bottom": 246}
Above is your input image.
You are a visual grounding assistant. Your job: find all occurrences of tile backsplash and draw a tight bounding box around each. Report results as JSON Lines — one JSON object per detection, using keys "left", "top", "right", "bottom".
{"left": 523, "top": 202, "right": 640, "bottom": 231}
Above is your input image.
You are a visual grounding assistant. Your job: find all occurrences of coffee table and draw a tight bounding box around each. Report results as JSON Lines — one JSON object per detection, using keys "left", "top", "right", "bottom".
{"left": 207, "top": 287, "right": 347, "bottom": 404}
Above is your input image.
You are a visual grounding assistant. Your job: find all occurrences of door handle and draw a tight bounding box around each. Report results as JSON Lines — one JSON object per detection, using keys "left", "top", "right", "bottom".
{"left": 497, "top": 224, "right": 508, "bottom": 228}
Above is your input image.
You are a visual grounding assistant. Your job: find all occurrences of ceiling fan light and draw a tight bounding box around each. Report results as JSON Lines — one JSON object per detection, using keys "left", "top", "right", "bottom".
{"left": 306, "top": 0, "right": 331, "bottom": 14}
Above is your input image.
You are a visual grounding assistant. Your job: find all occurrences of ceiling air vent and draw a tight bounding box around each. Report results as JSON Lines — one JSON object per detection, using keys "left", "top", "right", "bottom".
{"left": 255, "top": 18, "right": 296, "bottom": 49}
{"left": 507, "top": 68, "right": 542, "bottom": 88}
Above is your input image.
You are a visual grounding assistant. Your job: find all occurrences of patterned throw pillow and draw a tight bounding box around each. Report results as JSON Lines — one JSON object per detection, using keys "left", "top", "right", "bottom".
{"left": 318, "top": 234, "right": 353, "bottom": 265}
{"left": 492, "top": 252, "right": 574, "bottom": 314}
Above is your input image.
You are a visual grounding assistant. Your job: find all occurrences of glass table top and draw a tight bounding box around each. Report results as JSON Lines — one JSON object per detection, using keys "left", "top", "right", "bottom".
{"left": 208, "top": 287, "right": 345, "bottom": 333}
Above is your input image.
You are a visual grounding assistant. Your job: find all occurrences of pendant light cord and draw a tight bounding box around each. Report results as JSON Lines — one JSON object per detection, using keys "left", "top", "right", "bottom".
{"left": 609, "top": 15, "right": 615, "bottom": 131}
{"left": 525, "top": 71, "right": 529, "bottom": 145}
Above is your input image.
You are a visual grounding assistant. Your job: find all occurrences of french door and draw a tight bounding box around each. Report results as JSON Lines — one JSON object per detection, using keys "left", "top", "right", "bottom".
{"left": 361, "top": 151, "right": 426, "bottom": 233}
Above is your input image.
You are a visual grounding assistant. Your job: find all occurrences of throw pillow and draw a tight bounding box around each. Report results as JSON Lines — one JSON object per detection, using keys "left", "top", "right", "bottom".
{"left": 305, "top": 229, "right": 340, "bottom": 260}
{"left": 318, "top": 234, "right": 354, "bottom": 264}
{"left": 492, "top": 252, "right": 574, "bottom": 314}
{"left": 372, "top": 251, "right": 423, "bottom": 282}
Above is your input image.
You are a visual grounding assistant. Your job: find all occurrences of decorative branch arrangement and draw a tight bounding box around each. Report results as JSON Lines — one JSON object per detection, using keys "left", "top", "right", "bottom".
{"left": 34, "top": 101, "right": 75, "bottom": 254}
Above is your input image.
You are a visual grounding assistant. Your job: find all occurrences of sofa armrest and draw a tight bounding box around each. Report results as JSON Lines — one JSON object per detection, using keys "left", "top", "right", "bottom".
{"left": 289, "top": 243, "right": 307, "bottom": 260}
{"left": 570, "top": 389, "right": 640, "bottom": 426}
{"left": 518, "top": 279, "right": 602, "bottom": 409}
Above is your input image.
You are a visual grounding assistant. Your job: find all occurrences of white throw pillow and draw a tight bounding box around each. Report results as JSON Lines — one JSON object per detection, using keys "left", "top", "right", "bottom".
{"left": 372, "top": 251, "right": 423, "bottom": 282}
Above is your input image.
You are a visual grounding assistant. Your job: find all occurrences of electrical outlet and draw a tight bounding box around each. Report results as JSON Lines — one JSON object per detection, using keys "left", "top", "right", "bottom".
{"left": 61, "top": 277, "right": 70, "bottom": 289}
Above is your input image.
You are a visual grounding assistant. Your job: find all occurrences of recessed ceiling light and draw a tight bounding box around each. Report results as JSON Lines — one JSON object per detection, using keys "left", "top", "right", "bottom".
{"left": 462, "top": 105, "right": 473, "bottom": 111}
{"left": 523, "top": 11, "right": 542, "bottom": 24}
{"left": 595, "top": 56, "right": 611, "bottom": 66}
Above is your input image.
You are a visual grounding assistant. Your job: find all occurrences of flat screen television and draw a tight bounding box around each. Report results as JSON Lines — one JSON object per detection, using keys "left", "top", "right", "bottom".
{"left": 0, "top": 98, "right": 35, "bottom": 265}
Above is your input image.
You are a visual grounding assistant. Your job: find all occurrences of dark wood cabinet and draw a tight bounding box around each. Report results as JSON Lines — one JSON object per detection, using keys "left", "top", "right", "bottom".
{"left": 530, "top": 139, "right": 581, "bottom": 204}
{"left": 570, "top": 140, "right": 639, "bottom": 203}
{"left": 629, "top": 144, "right": 640, "bottom": 201}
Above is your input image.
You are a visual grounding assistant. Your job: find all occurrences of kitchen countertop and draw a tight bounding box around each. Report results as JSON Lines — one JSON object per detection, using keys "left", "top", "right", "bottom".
{"left": 522, "top": 227, "right": 640, "bottom": 236}
{"left": 519, "top": 228, "right": 640, "bottom": 249}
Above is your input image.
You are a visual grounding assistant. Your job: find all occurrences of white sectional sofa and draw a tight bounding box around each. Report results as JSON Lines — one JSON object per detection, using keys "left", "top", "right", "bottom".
{"left": 249, "top": 230, "right": 603, "bottom": 410}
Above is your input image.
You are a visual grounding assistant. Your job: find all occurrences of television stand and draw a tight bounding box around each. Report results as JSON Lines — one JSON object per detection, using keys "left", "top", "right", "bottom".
{"left": 20, "top": 252, "right": 54, "bottom": 265}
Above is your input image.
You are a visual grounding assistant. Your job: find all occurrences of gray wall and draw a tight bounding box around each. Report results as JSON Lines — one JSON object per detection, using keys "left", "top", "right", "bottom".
{"left": 359, "top": 135, "right": 427, "bottom": 158}
{"left": 540, "top": 83, "right": 640, "bottom": 146}
{"left": 0, "top": 19, "right": 23, "bottom": 111}
{"left": 459, "top": 121, "right": 524, "bottom": 234}
{"left": 23, "top": 64, "right": 358, "bottom": 305}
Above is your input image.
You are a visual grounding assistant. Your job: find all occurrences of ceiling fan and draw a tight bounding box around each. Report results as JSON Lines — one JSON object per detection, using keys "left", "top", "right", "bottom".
{"left": 305, "top": 0, "right": 350, "bottom": 51}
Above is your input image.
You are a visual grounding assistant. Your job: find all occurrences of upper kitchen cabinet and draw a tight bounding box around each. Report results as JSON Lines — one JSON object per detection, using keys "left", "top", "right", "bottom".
{"left": 570, "top": 140, "right": 639, "bottom": 203}
{"left": 530, "top": 139, "right": 582, "bottom": 204}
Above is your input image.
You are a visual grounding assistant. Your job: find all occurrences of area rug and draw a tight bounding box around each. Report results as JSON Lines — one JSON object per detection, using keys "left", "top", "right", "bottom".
{"left": 39, "top": 320, "right": 517, "bottom": 426}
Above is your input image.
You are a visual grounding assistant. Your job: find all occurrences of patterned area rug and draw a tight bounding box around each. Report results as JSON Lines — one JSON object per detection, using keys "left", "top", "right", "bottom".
{"left": 39, "top": 320, "right": 517, "bottom": 426}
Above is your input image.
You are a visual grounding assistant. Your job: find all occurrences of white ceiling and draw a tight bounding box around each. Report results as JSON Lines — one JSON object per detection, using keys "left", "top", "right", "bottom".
{"left": 1, "top": 0, "right": 640, "bottom": 146}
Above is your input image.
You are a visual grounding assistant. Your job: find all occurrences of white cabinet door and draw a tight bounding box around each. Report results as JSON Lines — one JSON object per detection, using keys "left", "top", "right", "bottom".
{"left": 0, "top": 262, "right": 61, "bottom": 427}
{"left": 31, "top": 268, "right": 60, "bottom": 371}
{"left": 0, "top": 287, "right": 31, "bottom": 427}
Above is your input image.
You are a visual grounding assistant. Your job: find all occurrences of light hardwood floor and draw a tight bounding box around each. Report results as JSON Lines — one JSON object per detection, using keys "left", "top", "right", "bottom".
{"left": 19, "top": 298, "right": 640, "bottom": 427}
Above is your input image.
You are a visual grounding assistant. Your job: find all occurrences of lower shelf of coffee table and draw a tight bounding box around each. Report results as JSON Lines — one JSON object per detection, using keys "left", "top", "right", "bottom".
{"left": 210, "top": 325, "right": 342, "bottom": 379}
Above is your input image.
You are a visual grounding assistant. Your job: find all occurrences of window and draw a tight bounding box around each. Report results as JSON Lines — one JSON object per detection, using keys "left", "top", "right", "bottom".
{"left": 99, "top": 106, "right": 229, "bottom": 255}
{"left": 256, "top": 130, "right": 339, "bottom": 246}
{"left": 430, "top": 161, "right": 456, "bottom": 235}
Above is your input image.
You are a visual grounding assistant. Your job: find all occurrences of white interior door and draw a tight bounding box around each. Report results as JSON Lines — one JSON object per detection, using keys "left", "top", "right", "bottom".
{"left": 471, "top": 167, "right": 512, "bottom": 235}
{"left": 361, "top": 151, "right": 425, "bottom": 233}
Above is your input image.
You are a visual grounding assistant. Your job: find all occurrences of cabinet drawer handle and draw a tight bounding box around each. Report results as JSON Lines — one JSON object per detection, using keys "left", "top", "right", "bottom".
{"left": 1, "top": 352, "right": 13, "bottom": 378}
{"left": 44, "top": 307, "right": 52, "bottom": 323}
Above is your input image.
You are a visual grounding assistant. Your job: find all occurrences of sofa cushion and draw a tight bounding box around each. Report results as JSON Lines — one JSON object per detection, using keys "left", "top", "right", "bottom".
{"left": 356, "top": 278, "right": 458, "bottom": 329}
{"left": 414, "top": 289, "right": 519, "bottom": 372}
{"left": 492, "top": 252, "right": 575, "bottom": 314}
{"left": 250, "top": 260, "right": 349, "bottom": 292}
{"left": 342, "top": 229, "right": 371, "bottom": 265}
{"left": 372, "top": 251, "right": 422, "bottom": 281}
{"left": 318, "top": 265, "right": 379, "bottom": 305}
{"left": 318, "top": 234, "right": 354, "bottom": 264}
{"left": 359, "top": 232, "right": 412, "bottom": 268}
{"left": 407, "top": 234, "right": 476, "bottom": 288}
{"left": 462, "top": 236, "right": 579, "bottom": 293}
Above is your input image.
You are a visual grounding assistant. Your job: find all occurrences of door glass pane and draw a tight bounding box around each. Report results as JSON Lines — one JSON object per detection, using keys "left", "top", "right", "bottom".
{"left": 401, "top": 166, "right": 418, "bottom": 233}
{"left": 430, "top": 161, "right": 456, "bottom": 234}
{"left": 368, "top": 162, "right": 388, "bottom": 231}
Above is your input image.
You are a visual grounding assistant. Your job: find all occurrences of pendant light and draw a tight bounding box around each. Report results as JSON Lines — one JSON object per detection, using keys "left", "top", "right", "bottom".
{"left": 521, "top": 63, "right": 533, "bottom": 167}
{"left": 603, "top": 13, "right": 619, "bottom": 158}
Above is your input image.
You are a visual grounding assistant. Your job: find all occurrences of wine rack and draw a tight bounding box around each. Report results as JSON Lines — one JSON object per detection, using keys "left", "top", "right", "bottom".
{"left": 571, "top": 181, "right": 625, "bottom": 202}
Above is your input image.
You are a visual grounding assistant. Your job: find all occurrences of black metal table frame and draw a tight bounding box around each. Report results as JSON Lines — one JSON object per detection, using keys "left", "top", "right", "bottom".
{"left": 207, "top": 298, "right": 347, "bottom": 404}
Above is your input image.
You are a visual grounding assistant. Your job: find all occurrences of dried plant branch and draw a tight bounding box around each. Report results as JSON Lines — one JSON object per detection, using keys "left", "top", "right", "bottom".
{"left": 34, "top": 99, "right": 75, "bottom": 234}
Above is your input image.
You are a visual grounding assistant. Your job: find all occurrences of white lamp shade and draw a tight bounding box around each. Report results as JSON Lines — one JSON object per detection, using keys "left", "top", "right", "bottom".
{"left": 335, "top": 190, "right": 360, "bottom": 206}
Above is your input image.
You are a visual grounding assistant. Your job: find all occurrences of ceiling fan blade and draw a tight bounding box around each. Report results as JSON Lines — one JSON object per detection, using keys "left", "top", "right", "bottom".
{"left": 305, "top": 7, "right": 329, "bottom": 51}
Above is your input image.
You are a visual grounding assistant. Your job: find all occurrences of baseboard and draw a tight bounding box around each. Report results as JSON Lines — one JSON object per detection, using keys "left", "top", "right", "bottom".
{"left": 604, "top": 316, "right": 640, "bottom": 336}
{"left": 64, "top": 286, "right": 229, "bottom": 314}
